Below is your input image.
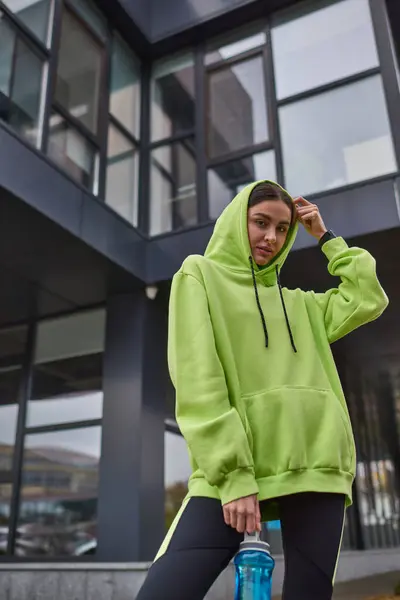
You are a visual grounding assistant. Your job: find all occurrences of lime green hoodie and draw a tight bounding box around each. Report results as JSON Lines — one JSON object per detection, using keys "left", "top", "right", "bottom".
{"left": 168, "top": 181, "right": 388, "bottom": 520}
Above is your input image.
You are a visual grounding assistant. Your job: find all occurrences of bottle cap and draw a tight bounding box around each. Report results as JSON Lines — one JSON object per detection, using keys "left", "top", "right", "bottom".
{"left": 239, "top": 531, "right": 271, "bottom": 554}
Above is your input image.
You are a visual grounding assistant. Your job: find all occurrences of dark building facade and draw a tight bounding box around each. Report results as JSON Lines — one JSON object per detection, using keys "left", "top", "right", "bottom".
{"left": 0, "top": 0, "right": 400, "bottom": 568}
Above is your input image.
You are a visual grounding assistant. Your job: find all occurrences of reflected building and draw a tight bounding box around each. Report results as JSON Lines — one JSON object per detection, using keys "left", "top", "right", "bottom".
{"left": 0, "top": 0, "right": 400, "bottom": 584}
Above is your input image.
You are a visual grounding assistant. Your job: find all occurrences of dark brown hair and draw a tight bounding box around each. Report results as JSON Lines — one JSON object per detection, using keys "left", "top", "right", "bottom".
{"left": 248, "top": 182, "right": 294, "bottom": 222}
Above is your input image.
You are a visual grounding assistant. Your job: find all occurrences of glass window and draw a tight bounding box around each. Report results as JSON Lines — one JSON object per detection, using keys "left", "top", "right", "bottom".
{"left": 55, "top": 8, "right": 102, "bottom": 134}
{"left": 18, "top": 426, "right": 101, "bottom": 557}
{"left": 9, "top": 39, "right": 45, "bottom": 146}
{"left": 150, "top": 140, "right": 197, "bottom": 235}
{"left": 206, "top": 27, "right": 266, "bottom": 65}
{"left": 272, "top": 0, "right": 379, "bottom": 99}
{"left": 35, "top": 310, "right": 105, "bottom": 364}
{"left": 208, "top": 55, "right": 268, "bottom": 158}
{"left": 279, "top": 76, "right": 396, "bottom": 196}
{"left": 68, "top": 0, "right": 107, "bottom": 40}
{"left": 2, "top": 0, "right": 51, "bottom": 45}
{"left": 208, "top": 150, "right": 276, "bottom": 220}
{"left": 0, "top": 19, "right": 44, "bottom": 147}
{"left": 27, "top": 310, "right": 105, "bottom": 427}
{"left": 27, "top": 310, "right": 105, "bottom": 428}
{"left": 110, "top": 36, "right": 140, "bottom": 138}
{"left": 0, "top": 326, "right": 27, "bottom": 472}
{"left": 165, "top": 431, "right": 191, "bottom": 531}
{"left": 48, "top": 112, "right": 95, "bottom": 187}
{"left": 151, "top": 53, "right": 195, "bottom": 141}
{"left": 0, "top": 17, "right": 15, "bottom": 97}
{"left": 106, "top": 124, "right": 138, "bottom": 225}
{"left": 0, "top": 483, "right": 12, "bottom": 551}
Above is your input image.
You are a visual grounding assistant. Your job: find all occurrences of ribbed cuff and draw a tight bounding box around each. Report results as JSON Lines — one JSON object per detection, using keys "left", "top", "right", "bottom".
{"left": 321, "top": 236, "right": 348, "bottom": 260}
{"left": 218, "top": 467, "right": 259, "bottom": 506}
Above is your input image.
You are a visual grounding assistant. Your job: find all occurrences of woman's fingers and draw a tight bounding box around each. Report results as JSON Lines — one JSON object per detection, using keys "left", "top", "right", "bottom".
{"left": 223, "top": 495, "right": 260, "bottom": 533}
{"left": 255, "top": 499, "right": 262, "bottom": 532}
{"left": 245, "top": 508, "right": 256, "bottom": 534}
{"left": 223, "top": 506, "right": 231, "bottom": 527}
{"left": 293, "top": 196, "right": 312, "bottom": 207}
{"left": 230, "top": 506, "right": 238, "bottom": 530}
{"left": 237, "top": 508, "right": 246, "bottom": 533}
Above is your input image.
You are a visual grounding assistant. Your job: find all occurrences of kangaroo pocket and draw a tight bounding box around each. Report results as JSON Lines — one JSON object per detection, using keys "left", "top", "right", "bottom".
{"left": 243, "top": 386, "right": 354, "bottom": 478}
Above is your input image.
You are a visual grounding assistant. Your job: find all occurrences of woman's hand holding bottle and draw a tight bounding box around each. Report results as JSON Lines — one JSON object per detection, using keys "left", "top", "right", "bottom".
{"left": 223, "top": 494, "right": 261, "bottom": 534}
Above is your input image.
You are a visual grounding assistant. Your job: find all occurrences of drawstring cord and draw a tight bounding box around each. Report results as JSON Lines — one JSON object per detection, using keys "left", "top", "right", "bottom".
{"left": 248, "top": 257, "right": 297, "bottom": 353}
{"left": 249, "top": 257, "right": 269, "bottom": 348}
{"left": 276, "top": 265, "right": 297, "bottom": 353}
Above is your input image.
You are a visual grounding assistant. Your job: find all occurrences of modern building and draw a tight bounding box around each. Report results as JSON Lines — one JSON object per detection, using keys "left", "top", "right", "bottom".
{"left": 1, "top": 0, "right": 400, "bottom": 594}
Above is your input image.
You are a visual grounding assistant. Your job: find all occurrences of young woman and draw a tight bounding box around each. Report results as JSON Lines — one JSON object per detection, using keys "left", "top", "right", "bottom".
{"left": 137, "top": 181, "right": 388, "bottom": 600}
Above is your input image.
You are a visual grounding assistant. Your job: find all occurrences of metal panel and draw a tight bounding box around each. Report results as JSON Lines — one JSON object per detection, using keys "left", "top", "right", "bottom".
{"left": 80, "top": 193, "right": 147, "bottom": 281}
{"left": 0, "top": 126, "right": 83, "bottom": 237}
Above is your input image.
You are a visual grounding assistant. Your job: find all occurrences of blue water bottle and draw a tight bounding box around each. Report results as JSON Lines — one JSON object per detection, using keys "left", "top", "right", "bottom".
{"left": 234, "top": 532, "right": 275, "bottom": 600}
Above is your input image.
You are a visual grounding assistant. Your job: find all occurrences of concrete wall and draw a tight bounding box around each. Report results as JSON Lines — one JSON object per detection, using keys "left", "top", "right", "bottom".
{"left": 1, "top": 549, "right": 399, "bottom": 600}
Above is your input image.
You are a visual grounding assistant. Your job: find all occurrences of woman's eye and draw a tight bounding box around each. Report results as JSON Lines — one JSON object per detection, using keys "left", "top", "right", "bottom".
{"left": 278, "top": 227, "right": 287, "bottom": 233}
{"left": 256, "top": 220, "right": 265, "bottom": 227}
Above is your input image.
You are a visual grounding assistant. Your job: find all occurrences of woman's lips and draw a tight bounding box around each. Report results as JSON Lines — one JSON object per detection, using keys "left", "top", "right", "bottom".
{"left": 257, "top": 247, "right": 273, "bottom": 257}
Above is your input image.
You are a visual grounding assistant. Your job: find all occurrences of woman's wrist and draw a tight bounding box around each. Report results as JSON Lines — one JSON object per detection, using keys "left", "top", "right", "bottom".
{"left": 318, "top": 230, "right": 337, "bottom": 247}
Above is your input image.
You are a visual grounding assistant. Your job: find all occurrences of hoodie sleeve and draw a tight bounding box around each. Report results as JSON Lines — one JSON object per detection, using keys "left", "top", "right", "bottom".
{"left": 311, "top": 237, "right": 388, "bottom": 344}
{"left": 168, "top": 270, "right": 258, "bottom": 505}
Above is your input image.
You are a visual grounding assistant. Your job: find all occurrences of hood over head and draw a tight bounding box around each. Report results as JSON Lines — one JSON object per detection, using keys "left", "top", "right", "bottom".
{"left": 205, "top": 180, "right": 298, "bottom": 352}
{"left": 205, "top": 180, "right": 298, "bottom": 286}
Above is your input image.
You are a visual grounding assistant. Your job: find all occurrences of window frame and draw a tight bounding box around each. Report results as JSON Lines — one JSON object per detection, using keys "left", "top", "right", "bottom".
{"left": 45, "top": 1, "right": 108, "bottom": 192}
{"left": 104, "top": 32, "right": 142, "bottom": 226}
{"left": 3, "top": 308, "right": 106, "bottom": 558}
{"left": 0, "top": 5, "right": 49, "bottom": 149}
{"left": 205, "top": 47, "right": 273, "bottom": 162}
{"left": 150, "top": 135, "right": 197, "bottom": 235}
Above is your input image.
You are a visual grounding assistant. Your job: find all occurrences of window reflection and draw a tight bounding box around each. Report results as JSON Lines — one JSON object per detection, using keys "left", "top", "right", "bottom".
{"left": 346, "top": 366, "right": 400, "bottom": 549}
{"left": 110, "top": 35, "right": 141, "bottom": 138}
{"left": 106, "top": 124, "right": 139, "bottom": 225}
{"left": 48, "top": 112, "right": 95, "bottom": 187}
{"left": 206, "top": 27, "right": 266, "bottom": 65}
{"left": 272, "top": 0, "right": 379, "bottom": 99}
{"left": 0, "top": 18, "right": 45, "bottom": 147}
{"left": 0, "top": 326, "right": 27, "bottom": 471}
{"left": 150, "top": 140, "right": 197, "bottom": 235}
{"left": 16, "top": 311, "right": 105, "bottom": 557}
{"left": 0, "top": 484, "right": 12, "bottom": 555}
{"left": 151, "top": 54, "right": 195, "bottom": 141}
{"left": 2, "top": 0, "right": 52, "bottom": 45}
{"left": 28, "top": 310, "right": 105, "bottom": 426}
{"left": 279, "top": 76, "right": 396, "bottom": 195}
{"left": 207, "top": 56, "right": 269, "bottom": 158}
{"left": 165, "top": 430, "right": 191, "bottom": 531}
{"left": 18, "top": 426, "right": 101, "bottom": 557}
{"left": 208, "top": 150, "right": 276, "bottom": 220}
{"left": 55, "top": 8, "right": 103, "bottom": 134}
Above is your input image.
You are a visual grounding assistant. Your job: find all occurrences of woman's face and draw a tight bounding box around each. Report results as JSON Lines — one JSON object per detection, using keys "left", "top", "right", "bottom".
{"left": 247, "top": 199, "right": 292, "bottom": 266}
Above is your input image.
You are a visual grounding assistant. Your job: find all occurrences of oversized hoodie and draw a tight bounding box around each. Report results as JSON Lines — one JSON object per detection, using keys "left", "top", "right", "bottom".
{"left": 168, "top": 180, "right": 388, "bottom": 521}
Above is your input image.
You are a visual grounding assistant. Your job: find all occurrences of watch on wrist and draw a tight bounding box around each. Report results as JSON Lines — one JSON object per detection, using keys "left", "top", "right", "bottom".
{"left": 318, "top": 229, "right": 337, "bottom": 248}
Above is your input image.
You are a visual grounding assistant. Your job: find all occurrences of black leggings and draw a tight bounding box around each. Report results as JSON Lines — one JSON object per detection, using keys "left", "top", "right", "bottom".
{"left": 137, "top": 492, "right": 345, "bottom": 600}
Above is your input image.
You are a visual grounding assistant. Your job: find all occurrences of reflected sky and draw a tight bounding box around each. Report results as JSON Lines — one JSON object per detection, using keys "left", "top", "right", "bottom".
{"left": 165, "top": 431, "right": 191, "bottom": 486}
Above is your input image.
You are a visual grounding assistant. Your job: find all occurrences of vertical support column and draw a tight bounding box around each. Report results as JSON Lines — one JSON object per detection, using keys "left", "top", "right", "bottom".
{"left": 369, "top": 0, "right": 400, "bottom": 164}
{"left": 97, "top": 288, "right": 168, "bottom": 561}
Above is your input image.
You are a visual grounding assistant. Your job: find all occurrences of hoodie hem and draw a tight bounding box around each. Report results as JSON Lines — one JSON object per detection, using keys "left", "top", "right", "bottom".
{"left": 186, "top": 468, "right": 354, "bottom": 520}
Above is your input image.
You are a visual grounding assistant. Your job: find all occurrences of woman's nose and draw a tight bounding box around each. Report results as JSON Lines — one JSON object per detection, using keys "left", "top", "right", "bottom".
{"left": 264, "top": 228, "right": 276, "bottom": 243}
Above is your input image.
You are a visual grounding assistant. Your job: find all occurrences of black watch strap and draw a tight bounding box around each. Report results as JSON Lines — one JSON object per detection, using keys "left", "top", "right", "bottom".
{"left": 319, "top": 229, "right": 337, "bottom": 248}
